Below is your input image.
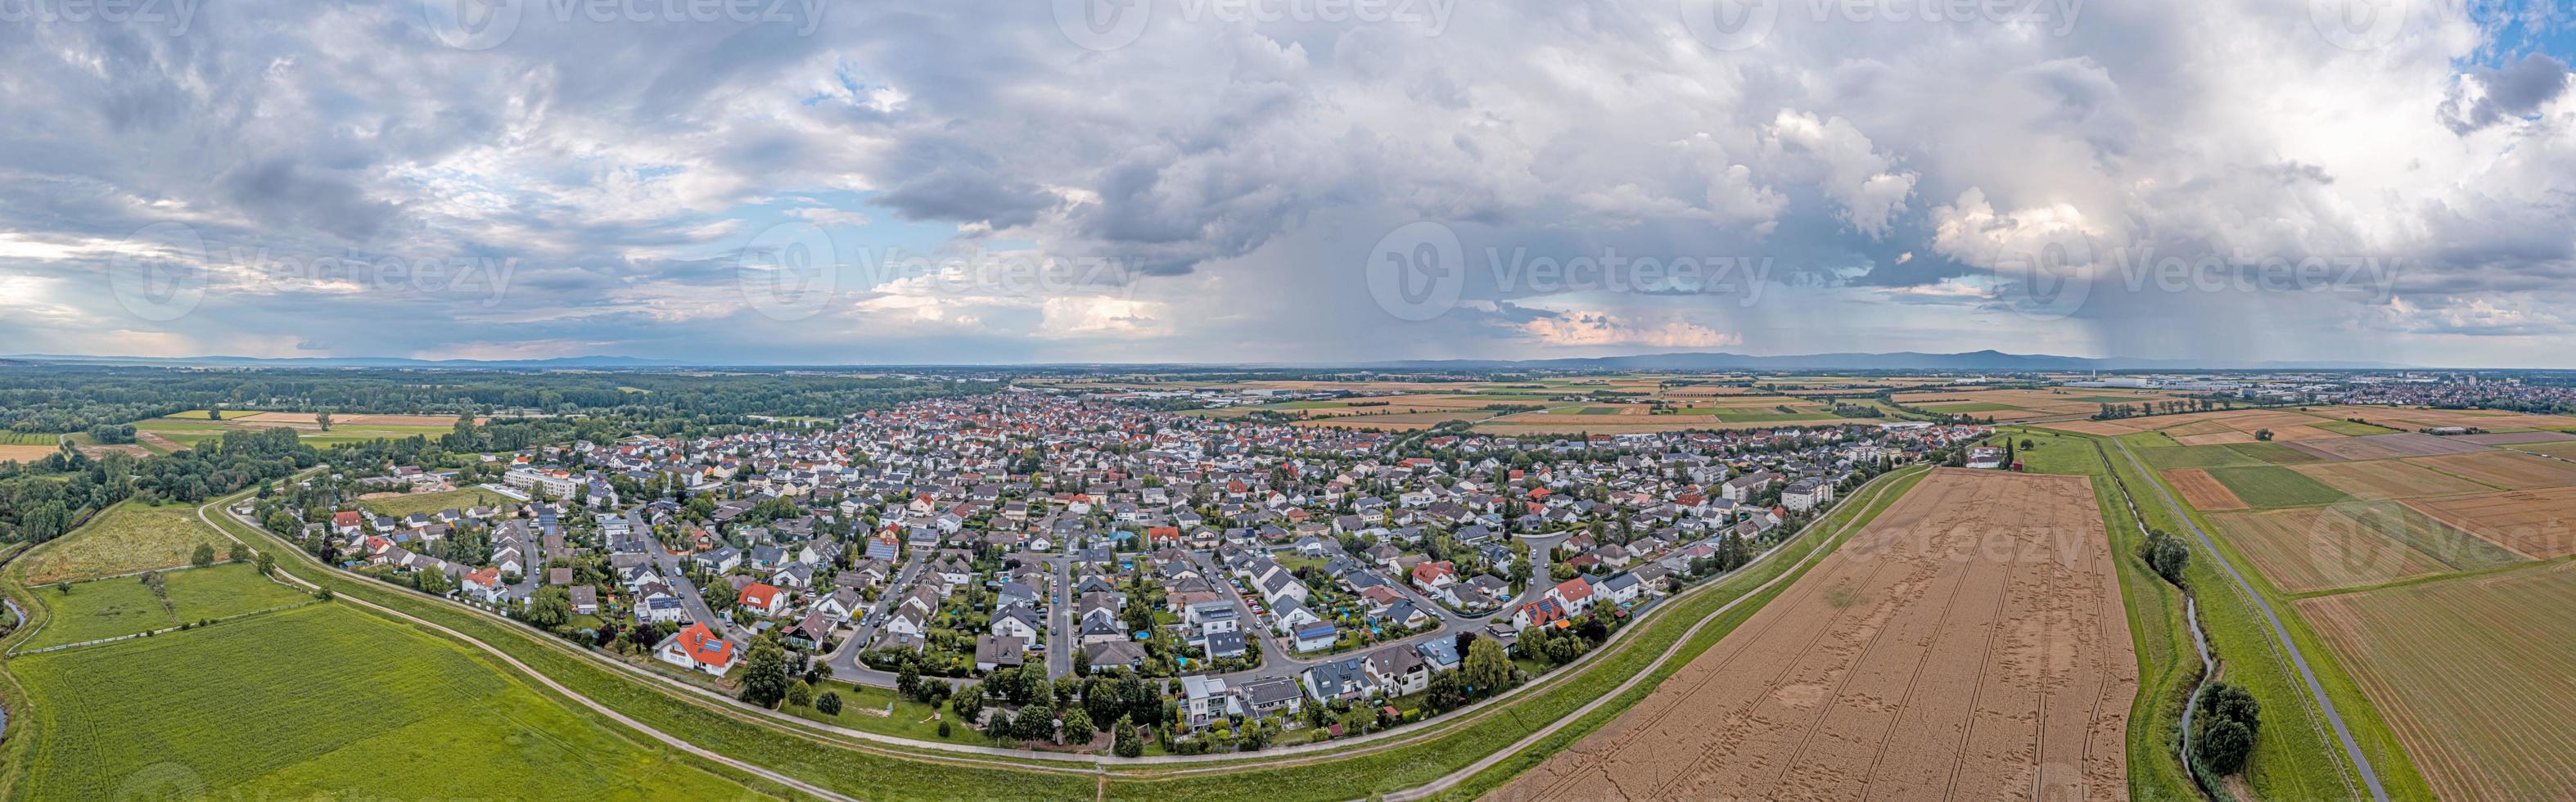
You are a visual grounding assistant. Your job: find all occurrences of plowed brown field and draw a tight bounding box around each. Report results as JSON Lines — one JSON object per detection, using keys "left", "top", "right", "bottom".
{"left": 1492, "top": 469, "right": 2135, "bottom": 801}
{"left": 2165, "top": 468, "right": 2249, "bottom": 511}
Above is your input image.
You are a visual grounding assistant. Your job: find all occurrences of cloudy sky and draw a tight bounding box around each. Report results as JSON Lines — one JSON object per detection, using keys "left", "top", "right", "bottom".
{"left": 1, "top": 0, "right": 2571, "bottom": 366}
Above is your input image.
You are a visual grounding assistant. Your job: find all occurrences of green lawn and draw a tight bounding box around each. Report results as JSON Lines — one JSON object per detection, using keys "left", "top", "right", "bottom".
{"left": 12, "top": 501, "right": 225, "bottom": 585}
{"left": 164, "top": 562, "right": 317, "bottom": 623}
{"left": 20, "top": 563, "right": 310, "bottom": 650}
{"left": 2207, "top": 465, "right": 2348, "bottom": 508}
{"left": 7, "top": 604, "right": 760, "bottom": 800}
{"left": 359, "top": 488, "right": 508, "bottom": 519}
{"left": 17, "top": 576, "right": 169, "bottom": 650}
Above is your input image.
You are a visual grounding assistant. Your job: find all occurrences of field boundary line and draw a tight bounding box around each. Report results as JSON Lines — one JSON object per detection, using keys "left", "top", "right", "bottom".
{"left": 1378, "top": 466, "right": 1928, "bottom": 801}
{"left": 192, "top": 489, "right": 850, "bottom": 801}
{"left": 2112, "top": 438, "right": 2389, "bottom": 802}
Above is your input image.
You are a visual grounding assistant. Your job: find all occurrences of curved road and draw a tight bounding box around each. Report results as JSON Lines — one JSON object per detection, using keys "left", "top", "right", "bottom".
{"left": 2110, "top": 439, "right": 2388, "bottom": 802}
{"left": 192, "top": 494, "right": 857, "bottom": 802}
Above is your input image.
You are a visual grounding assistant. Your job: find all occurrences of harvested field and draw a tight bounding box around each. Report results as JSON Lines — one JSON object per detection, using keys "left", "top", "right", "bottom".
{"left": 2174, "top": 430, "right": 2255, "bottom": 446}
{"left": 2408, "top": 452, "right": 2576, "bottom": 490}
{"left": 2511, "top": 441, "right": 2576, "bottom": 459}
{"left": 2405, "top": 488, "right": 2576, "bottom": 559}
{"left": 2286, "top": 432, "right": 2494, "bottom": 462}
{"left": 0, "top": 444, "right": 57, "bottom": 462}
{"left": 2165, "top": 468, "right": 2249, "bottom": 511}
{"left": 2262, "top": 425, "right": 2341, "bottom": 442}
{"left": 1492, "top": 469, "right": 2135, "bottom": 801}
{"left": 2292, "top": 460, "right": 2497, "bottom": 500}
{"left": 2454, "top": 430, "right": 2576, "bottom": 445}
{"left": 2299, "top": 562, "right": 2576, "bottom": 801}
{"left": 2210, "top": 508, "right": 2452, "bottom": 593}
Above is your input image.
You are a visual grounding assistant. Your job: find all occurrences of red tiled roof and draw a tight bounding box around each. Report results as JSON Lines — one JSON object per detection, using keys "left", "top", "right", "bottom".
{"left": 675, "top": 623, "right": 735, "bottom": 668}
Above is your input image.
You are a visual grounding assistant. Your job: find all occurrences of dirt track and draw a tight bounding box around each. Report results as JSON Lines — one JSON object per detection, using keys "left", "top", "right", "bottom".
{"left": 1493, "top": 469, "right": 2136, "bottom": 801}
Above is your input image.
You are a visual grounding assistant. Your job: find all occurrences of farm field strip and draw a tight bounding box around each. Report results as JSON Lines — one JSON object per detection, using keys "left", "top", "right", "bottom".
{"left": 2402, "top": 487, "right": 2576, "bottom": 559}
{"left": 2163, "top": 468, "right": 2248, "bottom": 511}
{"left": 1489, "top": 469, "right": 2135, "bottom": 801}
{"left": 2291, "top": 459, "right": 2497, "bottom": 500}
{"left": 2298, "top": 562, "right": 2576, "bottom": 801}
{"left": 2405, "top": 452, "right": 2576, "bottom": 490}
{"left": 2204, "top": 465, "right": 2348, "bottom": 508}
{"left": 18, "top": 562, "right": 312, "bottom": 651}
{"left": 2208, "top": 509, "right": 2452, "bottom": 594}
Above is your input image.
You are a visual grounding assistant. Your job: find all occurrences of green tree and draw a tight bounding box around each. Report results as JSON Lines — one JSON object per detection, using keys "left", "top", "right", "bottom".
{"left": 522, "top": 585, "right": 573, "bottom": 629}
{"left": 2192, "top": 682, "right": 2262, "bottom": 775}
{"left": 952, "top": 683, "right": 985, "bottom": 723}
{"left": 2141, "top": 529, "right": 2190, "bottom": 586}
{"left": 1060, "top": 707, "right": 1094, "bottom": 742}
{"left": 191, "top": 543, "right": 217, "bottom": 568}
{"left": 315, "top": 411, "right": 333, "bottom": 432}
{"left": 1462, "top": 637, "right": 1514, "bottom": 696}
{"left": 815, "top": 691, "right": 844, "bottom": 716}
{"left": 738, "top": 641, "right": 793, "bottom": 709}
{"left": 227, "top": 542, "right": 249, "bottom": 563}
{"left": 1112, "top": 714, "right": 1144, "bottom": 758}
{"left": 786, "top": 680, "right": 815, "bottom": 710}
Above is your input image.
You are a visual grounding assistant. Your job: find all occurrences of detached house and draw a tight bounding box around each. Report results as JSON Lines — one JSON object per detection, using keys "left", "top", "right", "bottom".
{"left": 656, "top": 623, "right": 737, "bottom": 677}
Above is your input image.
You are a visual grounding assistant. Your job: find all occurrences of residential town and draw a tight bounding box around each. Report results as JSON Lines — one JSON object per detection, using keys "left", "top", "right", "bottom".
{"left": 246, "top": 387, "right": 1994, "bottom": 750}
